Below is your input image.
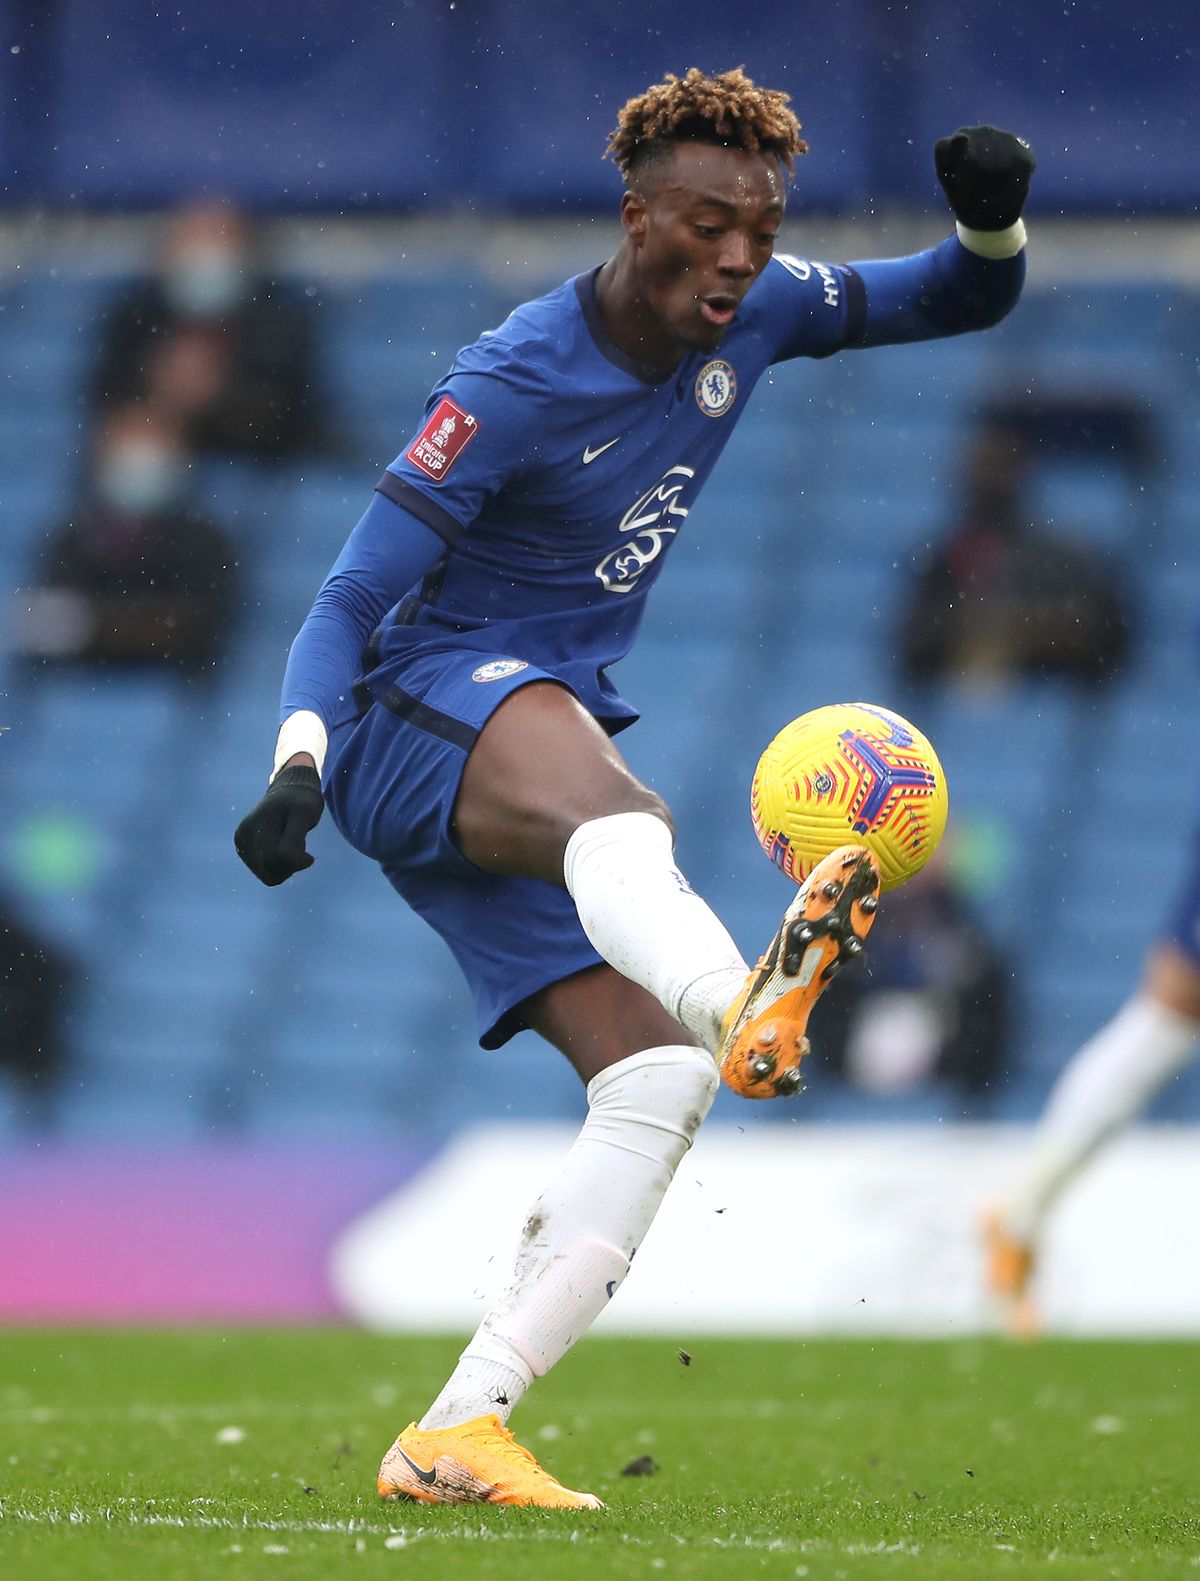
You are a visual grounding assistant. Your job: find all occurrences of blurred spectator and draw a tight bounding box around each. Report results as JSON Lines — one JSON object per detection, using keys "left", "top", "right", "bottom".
{"left": 899, "top": 418, "right": 1131, "bottom": 691}
{"left": 91, "top": 198, "right": 325, "bottom": 459}
{"left": 18, "top": 403, "right": 238, "bottom": 674}
{"left": 811, "top": 858, "right": 1012, "bottom": 1111}
{"left": 0, "top": 890, "right": 75, "bottom": 1126}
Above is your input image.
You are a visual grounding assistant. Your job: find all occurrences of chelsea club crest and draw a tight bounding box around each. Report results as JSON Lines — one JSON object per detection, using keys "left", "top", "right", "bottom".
{"left": 471, "top": 658, "right": 529, "bottom": 683}
{"left": 694, "top": 359, "right": 737, "bottom": 417}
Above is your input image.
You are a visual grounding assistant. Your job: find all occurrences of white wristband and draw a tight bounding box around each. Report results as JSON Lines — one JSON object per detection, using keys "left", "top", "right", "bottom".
{"left": 955, "top": 219, "right": 1027, "bottom": 259}
{"left": 271, "top": 710, "right": 329, "bottom": 782}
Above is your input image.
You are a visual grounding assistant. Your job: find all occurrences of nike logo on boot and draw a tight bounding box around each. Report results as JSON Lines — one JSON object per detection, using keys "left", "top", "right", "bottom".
{"left": 396, "top": 1447, "right": 438, "bottom": 1486}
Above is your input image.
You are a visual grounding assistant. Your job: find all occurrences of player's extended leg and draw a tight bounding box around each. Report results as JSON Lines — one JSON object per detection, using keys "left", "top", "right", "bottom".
{"left": 378, "top": 969, "right": 716, "bottom": 1508}
{"left": 377, "top": 685, "right": 875, "bottom": 1504}
{"left": 985, "top": 940, "right": 1200, "bottom": 1332}
{"left": 453, "top": 682, "right": 879, "bottom": 1097}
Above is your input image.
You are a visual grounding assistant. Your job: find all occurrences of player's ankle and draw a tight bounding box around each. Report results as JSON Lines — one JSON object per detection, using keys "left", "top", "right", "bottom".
{"left": 676, "top": 965, "right": 752, "bottom": 1051}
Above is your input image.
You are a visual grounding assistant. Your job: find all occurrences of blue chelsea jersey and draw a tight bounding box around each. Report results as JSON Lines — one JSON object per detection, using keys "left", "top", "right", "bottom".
{"left": 283, "top": 235, "right": 1024, "bottom": 735}
{"left": 365, "top": 254, "right": 863, "bottom": 729}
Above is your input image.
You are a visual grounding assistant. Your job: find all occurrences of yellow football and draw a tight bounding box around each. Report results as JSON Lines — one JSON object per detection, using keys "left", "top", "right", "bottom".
{"left": 750, "top": 702, "right": 949, "bottom": 891}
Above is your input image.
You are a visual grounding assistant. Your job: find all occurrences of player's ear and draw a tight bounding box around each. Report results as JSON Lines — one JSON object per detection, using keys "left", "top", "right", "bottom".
{"left": 621, "top": 189, "right": 649, "bottom": 246}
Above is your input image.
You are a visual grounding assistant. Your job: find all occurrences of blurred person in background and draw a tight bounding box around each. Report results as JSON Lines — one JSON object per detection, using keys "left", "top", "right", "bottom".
{"left": 91, "top": 198, "right": 325, "bottom": 460}
{"left": 899, "top": 417, "right": 1131, "bottom": 692}
{"left": 0, "top": 889, "right": 75, "bottom": 1128}
{"left": 984, "top": 835, "right": 1200, "bottom": 1336}
{"left": 812, "top": 852, "right": 1012, "bottom": 1113}
{"left": 17, "top": 402, "right": 238, "bottom": 675}
{"left": 234, "top": 69, "right": 1034, "bottom": 1507}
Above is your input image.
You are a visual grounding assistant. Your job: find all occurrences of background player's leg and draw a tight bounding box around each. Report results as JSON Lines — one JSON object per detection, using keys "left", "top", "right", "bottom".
{"left": 419, "top": 968, "right": 716, "bottom": 1430}
{"left": 1002, "top": 941, "right": 1200, "bottom": 1241}
{"left": 455, "top": 683, "right": 750, "bottom": 1049}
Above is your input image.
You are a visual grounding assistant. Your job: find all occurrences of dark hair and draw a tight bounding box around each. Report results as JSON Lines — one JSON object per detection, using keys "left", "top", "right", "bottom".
{"left": 606, "top": 67, "right": 806, "bottom": 183}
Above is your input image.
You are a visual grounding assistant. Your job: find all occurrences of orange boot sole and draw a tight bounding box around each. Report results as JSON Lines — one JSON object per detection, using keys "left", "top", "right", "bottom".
{"left": 720, "top": 845, "right": 880, "bottom": 1099}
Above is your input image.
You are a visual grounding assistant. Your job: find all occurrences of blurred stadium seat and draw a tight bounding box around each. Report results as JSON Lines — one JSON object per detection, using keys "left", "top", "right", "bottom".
{"left": 3, "top": 246, "right": 1198, "bottom": 1139}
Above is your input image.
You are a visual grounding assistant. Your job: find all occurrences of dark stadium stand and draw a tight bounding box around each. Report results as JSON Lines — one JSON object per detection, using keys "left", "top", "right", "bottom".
{"left": 3, "top": 260, "right": 1199, "bottom": 1137}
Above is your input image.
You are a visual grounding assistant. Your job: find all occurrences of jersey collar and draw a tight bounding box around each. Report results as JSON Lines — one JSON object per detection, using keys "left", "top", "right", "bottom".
{"left": 575, "top": 268, "right": 677, "bottom": 388}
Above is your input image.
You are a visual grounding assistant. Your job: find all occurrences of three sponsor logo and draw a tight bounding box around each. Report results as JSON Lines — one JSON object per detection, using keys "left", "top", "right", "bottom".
{"left": 411, "top": 354, "right": 742, "bottom": 596}
{"left": 594, "top": 465, "right": 695, "bottom": 593}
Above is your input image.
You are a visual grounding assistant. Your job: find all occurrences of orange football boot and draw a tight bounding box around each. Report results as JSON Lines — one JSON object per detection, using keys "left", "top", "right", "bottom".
{"left": 719, "top": 844, "right": 880, "bottom": 1099}
{"left": 377, "top": 1413, "right": 603, "bottom": 1509}
{"left": 980, "top": 1208, "right": 1042, "bottom": 1339}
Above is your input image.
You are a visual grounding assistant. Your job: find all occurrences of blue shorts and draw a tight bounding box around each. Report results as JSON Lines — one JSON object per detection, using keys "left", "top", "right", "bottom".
{"left": 323, "top": 644, "right": 603, "bottom": 1048}
{"left": 1163, "top": 824, "right": 1200, "bottom": 967}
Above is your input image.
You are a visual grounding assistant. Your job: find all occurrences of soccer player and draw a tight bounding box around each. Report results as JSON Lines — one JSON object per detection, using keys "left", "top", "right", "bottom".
{"left": 984, "top": 913, "right": 1200, "bottom": 1336}
{"left": 236, "top": 69, "right": 1034, "bottom": 1506}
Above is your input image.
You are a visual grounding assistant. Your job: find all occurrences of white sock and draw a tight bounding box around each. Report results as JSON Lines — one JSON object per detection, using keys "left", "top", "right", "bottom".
{"left": 1006, "top": 993, "right": 1199, "bottom": 1239}
{"left": 419, "top": 1044, "right": 718, "bottom": 1430}
{"left": 564, "top": 812, "right": 749, "bottom": 1051}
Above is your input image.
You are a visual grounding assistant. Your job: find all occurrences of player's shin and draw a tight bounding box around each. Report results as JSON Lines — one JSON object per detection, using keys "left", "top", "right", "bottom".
{"left": 419, "top": 1044, "right": 717, "bottom": 1431}
{"left": 564, "top": 812, "right": 749, "bottom": 1049}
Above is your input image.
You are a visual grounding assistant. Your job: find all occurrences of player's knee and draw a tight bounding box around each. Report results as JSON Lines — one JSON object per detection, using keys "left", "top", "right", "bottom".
{"left": 567, "top": 795, "right": 675, "bottom": 851}
{"left": 635, "top": 789, "right": 676, "bottom": 842}
{"left": 657, "top": 1044, "right": 720, "bottom": 1133}
{"left": 564, "top": 807, "right": 680, "bottom": 905}
{"left": 590, "top": 1044, "right": 718, "bottom": 1146}
{"left": 560, "top": 783, "right": 673, "bottom": 841}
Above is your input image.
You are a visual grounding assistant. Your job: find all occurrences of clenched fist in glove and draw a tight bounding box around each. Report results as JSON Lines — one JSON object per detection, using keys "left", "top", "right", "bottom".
{"left": 234, "top": 763, "right": 324, "bottom": 886}
{"left": 935, "top": 125, "right": 1036, "bottom": 231}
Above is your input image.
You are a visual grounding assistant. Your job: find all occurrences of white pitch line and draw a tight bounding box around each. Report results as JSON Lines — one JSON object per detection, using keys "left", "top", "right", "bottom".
{"left": 0, "top": 1401, "right": 364, "bottom": 1426}
{"left": 0, "top": 1397, "right": 866, "bottom": 1427}
{"left": 0, "top": 1506, "right": 825, "bottom": 1555}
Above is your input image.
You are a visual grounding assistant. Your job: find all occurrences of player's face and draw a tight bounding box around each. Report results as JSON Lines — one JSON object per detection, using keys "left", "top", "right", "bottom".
{"left": 624, "top": 143, "right": 785, "bottom": 354}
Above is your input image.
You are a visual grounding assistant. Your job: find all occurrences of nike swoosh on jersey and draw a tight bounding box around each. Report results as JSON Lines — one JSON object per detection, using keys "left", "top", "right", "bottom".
{"left": 582, "top": 437, "right": 621, "bottom": 464}
{"left": 396, "top": 1447, "right": 438, "bottom": 1487}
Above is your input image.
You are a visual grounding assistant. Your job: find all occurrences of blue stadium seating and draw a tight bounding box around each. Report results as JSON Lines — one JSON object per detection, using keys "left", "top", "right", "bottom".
{"left": 3, "top": 264, "right": 1197, "bottom": 1138}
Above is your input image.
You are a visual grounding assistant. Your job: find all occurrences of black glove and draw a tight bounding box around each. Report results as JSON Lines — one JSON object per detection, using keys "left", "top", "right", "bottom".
{"left": 935, "top": 125, "right": 1036, "bottom": 231}
{"left": 234, "top": 764, "right": 324, "bottom": 886}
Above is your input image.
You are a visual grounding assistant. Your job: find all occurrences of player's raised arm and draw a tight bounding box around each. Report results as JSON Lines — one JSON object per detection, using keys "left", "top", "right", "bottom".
{"left": 762, "top": 124, "right": 1036, "bottom": 360}
{"left": 848, "top": 125, "right": 1035, "bottom": 345}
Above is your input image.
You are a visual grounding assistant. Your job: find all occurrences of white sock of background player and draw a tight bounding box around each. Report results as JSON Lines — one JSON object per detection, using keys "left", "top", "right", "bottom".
{"left": 1003, "top": 991, "right": 1198, "bottom": 1242}
{"left": 420, "top": 1044, "right": 717, "bottom": 1429}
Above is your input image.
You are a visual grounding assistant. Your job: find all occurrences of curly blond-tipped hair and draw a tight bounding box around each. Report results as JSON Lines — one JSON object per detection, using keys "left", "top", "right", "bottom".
{"left": 606, "top": 67, "right": 806, "bottom": 182}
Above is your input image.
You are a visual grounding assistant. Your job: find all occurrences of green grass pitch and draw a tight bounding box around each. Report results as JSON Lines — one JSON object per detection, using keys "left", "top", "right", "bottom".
{"left": 1, "top": 1331, "right": 1197, "bottom": 1579}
